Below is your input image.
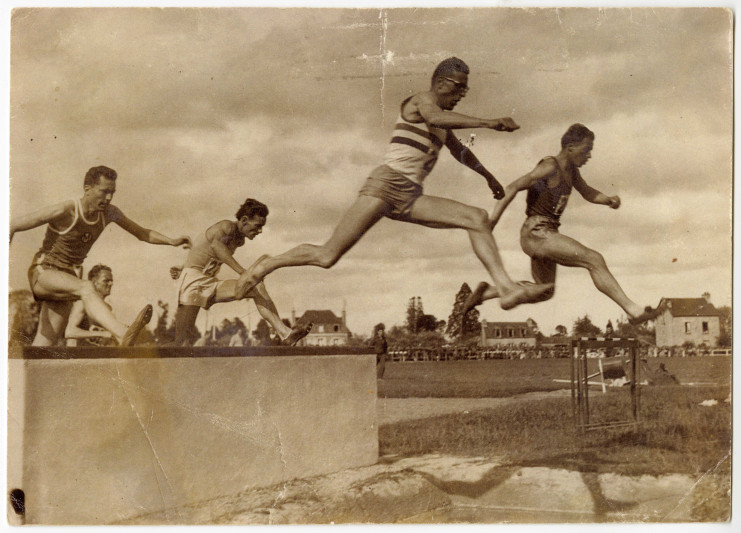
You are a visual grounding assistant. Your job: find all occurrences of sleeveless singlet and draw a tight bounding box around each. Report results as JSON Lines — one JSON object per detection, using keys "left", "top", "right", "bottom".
{"left": 184, "top": 222, "right": 245, "bottom": 277}
{"left": 382, "top": 97, "right": 447, "bottom": 185}
{"left": 525, "top": 157, "right": 577, "bottom": 223}
{"left": 37, "top": 199, "right": 110, "bottom": 269}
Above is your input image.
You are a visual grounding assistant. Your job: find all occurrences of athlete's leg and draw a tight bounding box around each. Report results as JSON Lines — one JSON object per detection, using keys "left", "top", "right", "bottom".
{"left": 237, "top": 196, "right": 390, "bottom": 296}
{"left": 536, "top": 232, "right": 652, "bottom": 320}
{"left": 32, "top": 300, "right": 73, "bottom": 346}
{"left": 405, "top": 195, "right": 553, "bottom": 309}
{"left": 174, "top": 305, "right": 200, "bottom": 346}
{"left": 33, "top": 270, "right": 149, "bottom": 344}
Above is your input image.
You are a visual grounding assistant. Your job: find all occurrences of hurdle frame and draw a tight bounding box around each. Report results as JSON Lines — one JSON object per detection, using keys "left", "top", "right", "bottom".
{"left": 570, "top": 337, "right": 641, "bottom": 433}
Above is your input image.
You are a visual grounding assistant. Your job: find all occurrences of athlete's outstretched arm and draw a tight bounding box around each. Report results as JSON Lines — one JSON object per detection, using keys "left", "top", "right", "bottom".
{"left": 205, "top": 221, "right": 246, "bottom": 275}
{"left": 9, "top": 200, "right": 74, "bottom": 242}
{"left": 416, "top": 93, "right": 520, "bottom": 131}
{"left": 109, "top": 206, "right": 191, "bottom": 248}
{"left": 445, "top": 132, "right": 504, "bottom": 199}
{"left": 573, "top": 174, "right": 621, "bottom": 209}
{"left": 489, "top": 159, "right": 557, "bottom": 229}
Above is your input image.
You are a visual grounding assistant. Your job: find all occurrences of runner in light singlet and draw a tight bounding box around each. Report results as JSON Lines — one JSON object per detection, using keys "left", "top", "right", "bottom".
{"left": 236, "top": 57, "right": 553, "bottom": 309}
{"left": 10, "top": 165, "right": 192, "bottom": 346}
{"left": 462, "top": 123, "right": 660, "bottom": 325}
{"left": 169, "top": 198, "right": 312, "bottom": 347}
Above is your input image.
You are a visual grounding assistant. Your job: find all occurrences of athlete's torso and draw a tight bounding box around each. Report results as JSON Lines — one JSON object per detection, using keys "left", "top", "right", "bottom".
{"left": 525, "top": 157, "right": 578, "bottom": 222}
{"left": 381, "top": 96, "right": 448, "bottom": 185}
{"left": 38, "top": 200, "right": 112, "bottom": 268}
{"left": 184, "top": 221, "right": 245, "bottom": 277}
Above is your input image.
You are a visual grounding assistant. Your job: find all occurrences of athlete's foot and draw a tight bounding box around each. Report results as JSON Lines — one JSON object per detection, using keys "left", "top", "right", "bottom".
{"left": 499, "top": 281, "right": 554, "bottom": 311}
{"left": 120, "top": 304, "right": 154, "bottom": 347}
{"left": 282, "top": 322, "right": 313, "bottom": 346}
{"left": 628, "top": 306, "right": 661, "bottom": 326}
{"left": 236, "top": 254, "right": 271, "bottom": 297}
{"left": 462, "top": 282, "right": 490, "bottom": 319}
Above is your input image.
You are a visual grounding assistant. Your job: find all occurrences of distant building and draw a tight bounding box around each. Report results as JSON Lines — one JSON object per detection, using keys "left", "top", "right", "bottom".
{"left": 480, "top": 320, "right": 537, "bottom": 347}
{"left": 655, "top": 293, "right": 721, "bottom": 347}
{"left": 292, "top": 308, "right": 351, "bottom": 347}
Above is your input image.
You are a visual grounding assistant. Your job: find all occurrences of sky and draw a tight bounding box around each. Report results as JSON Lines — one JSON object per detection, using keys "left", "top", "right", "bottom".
{"left": 6, "top": 5, "right": 733, "bottom": 340}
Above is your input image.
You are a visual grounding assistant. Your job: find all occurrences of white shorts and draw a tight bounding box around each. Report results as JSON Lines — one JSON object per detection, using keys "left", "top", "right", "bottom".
{"left": 177, "top": 267, "right": 226, "bottom": 309}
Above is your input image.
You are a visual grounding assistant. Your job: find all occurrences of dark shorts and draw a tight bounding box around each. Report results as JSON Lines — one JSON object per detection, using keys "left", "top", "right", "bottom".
{"left": 27, "top": 253, "right": 83, "bottom": 301}
{"left": 520, "top": 215, "right": 560, "bottom": 258}
{"left": 358, "top": 165, "right": 423, "bottom": 221}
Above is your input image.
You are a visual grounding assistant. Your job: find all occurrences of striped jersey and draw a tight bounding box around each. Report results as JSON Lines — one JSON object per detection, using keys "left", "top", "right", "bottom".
{"left": 382, "top": 97, "right": 447, "bottom": 185}
{"left": 525, "top": 157, "right": 577, "bottom": 223}
{"left": 37, "top": 199, "right": 112, "bottom": 269}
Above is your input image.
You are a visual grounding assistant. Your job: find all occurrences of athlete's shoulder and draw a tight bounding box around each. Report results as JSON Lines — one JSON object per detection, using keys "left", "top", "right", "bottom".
{"left": 205, "top": 219, "right": 234, "bottom": 240}
{"left": 104, "top": 203, "right": 123, "bottom": 222}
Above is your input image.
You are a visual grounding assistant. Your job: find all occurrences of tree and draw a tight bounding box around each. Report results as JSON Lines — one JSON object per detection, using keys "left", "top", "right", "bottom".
{"left": 8, "top": 289, "right": 39, "bottom": 347}
{"left": 417, "top": 313, "right": 439, "bottom": 332}
{"left": 717, "top": 305, "right": 732, "bottom": 347}
{"left": 572, "top": 315, "right": 602, "bottom": 338}
{"left": 153, "top": 300, "right": 176, "bottom": 345}
{"left": 554, "top": 324, "right": 568, "bottom": 337}
{"left": 405, "top": 296, "right": 423, "bottom": 333}
{"left": 526, "top": 318, "right": 543, "bottom": 340}
{"left": 252, "top": 318, "right": 272, "bottom": 345}
{"left": 446, "top": 283, "right": 480, "bottom": 339}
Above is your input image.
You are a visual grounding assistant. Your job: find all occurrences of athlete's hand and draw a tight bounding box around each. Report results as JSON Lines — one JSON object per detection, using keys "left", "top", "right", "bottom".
{"left": 173, "top": 236, "right": 192, "bottom": 249}
{"left": 606, "top": 196, "right": 621, "bottom": 209}
{"left": 169, "top": 266, "right": 183, "bottom": 280}
{"left": 489, "top": 117, "right": 520, "bottom": 132}
{"left": 487, "top": 178, "right": 505, "bottom": 200}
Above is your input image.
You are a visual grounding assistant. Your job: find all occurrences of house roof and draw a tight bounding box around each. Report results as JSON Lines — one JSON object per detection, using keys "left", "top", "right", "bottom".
{"left": 297, "top": 310, "right": 351, "bottom": 334}
{"left": 659, "top": 298, "right": 720, "bottom": 318}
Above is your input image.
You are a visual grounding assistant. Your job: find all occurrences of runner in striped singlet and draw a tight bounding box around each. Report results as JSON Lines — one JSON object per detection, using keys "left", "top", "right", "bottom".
{"left": 237, "top": 57, "right": 553, "bottom": 311}
{"left": 463, "top": 124, "right": 660, "bottom": 325}
{"left": 10, "top": 165, "right": 191, "bottom": 346}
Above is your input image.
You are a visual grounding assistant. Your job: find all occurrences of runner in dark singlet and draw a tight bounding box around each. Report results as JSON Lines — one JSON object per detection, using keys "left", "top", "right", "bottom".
{"left": 10, "top": 165, "right": 191, "bottom": 346}
{"left": 463, "top": 124, "right": 660, "bottom": 325}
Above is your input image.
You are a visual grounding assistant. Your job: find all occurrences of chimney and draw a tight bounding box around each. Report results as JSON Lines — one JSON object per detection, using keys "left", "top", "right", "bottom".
{"left": 291, "top": 308, "right": 296, "bottom": 326}
{"left": 702, "top": 292, "right": 711, "bottom": 303}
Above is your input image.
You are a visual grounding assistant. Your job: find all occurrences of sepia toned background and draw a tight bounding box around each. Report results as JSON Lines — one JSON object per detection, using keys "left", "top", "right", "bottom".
{"left": 8, "top": 7, "right": 732, "bottom": 347}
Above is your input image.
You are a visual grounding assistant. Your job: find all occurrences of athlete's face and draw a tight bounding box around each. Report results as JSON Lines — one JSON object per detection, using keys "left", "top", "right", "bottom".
{"left": 92, "top": 269, "right": 113, "bottom": 298}
{"left": 436, "top": 71, "right": 469, "bottom": 110}
{"left": 568, "top": 138, "right": 594, "bottom": 168}
{"left": 239, "top": 215, "right": 267, "bottom": 240}
{"left": 85, "top": 176, "right": 116, "bottom": 211}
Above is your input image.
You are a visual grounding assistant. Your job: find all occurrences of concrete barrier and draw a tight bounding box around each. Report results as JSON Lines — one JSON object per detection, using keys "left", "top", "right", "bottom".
{"left": 7, "top": 346, "right": 378, "bottom": 525}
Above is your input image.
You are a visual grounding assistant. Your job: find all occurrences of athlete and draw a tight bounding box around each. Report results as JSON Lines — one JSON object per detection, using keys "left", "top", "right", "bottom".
{"left": 10, "top": 165, "right": 191, "bottom": 346}
{"left": 169, "top": 198, "right": 312, "bottom": 347}
{"left": 65, "top": 264, "right": 115, "bottom": 346}
{"left": 236, "top": 57, "right": 552, "bottom": 308}
{"left": 463, "top": 123, "right": 660, "bottom": 325}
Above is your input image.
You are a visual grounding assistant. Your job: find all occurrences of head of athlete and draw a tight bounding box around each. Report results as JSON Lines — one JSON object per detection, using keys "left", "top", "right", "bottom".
{"left": 561, "top": 124, "right": 595, "bottom": 168}
{"left": 431, "top": 57, "right": 470, "bottom": 111}
{"left": 88, "top": 264, "right": 113, "bottom": 298}
{"left": 83, "top": 165, "right": 117, "bottom": 213}
{"left": 235, "top": 198, "right": 269, "bottom": 240}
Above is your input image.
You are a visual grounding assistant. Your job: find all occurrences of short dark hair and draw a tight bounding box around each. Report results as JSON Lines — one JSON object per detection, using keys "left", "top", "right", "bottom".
{"left": 84, "top": 166, "right": 117, "bottom": 187}
{"left": 87, "top": 264, "right": 112, "bottom": 281}
{"left": 561, "top": 124, "right": 594, "bottom": 149}
{"left": 235, "top": 198, "right": 269, "bottom": 220}
{"left": 431, "top": 57, "right": 470, "bottom": 85}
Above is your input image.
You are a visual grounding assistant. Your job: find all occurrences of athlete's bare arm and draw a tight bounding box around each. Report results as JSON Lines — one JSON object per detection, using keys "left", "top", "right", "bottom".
{"left": 205, "top": 220, "right": 246, "bottom": 275}
{"left": 9, "top": 200, "right": 74, "bottom": 242}
{"left": 65, "top": 300, "right": 112, "bottom": 340}
{"left": 489, "top": 158, "right": 558, "bottom": 228}
{"left": 573, "top": 174, "right": 621, "bottom": 209}
{"left": 414, "top": 92, "right": 520, "bottom": 131}
{"left": 445, "top": 132, "right": 505, "bottom": 199}
{"left": 109, "top": 206, "right": 191, "bottom": 248}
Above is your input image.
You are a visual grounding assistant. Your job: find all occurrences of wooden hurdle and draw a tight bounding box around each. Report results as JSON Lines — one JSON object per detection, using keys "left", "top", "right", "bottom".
{"left": 570, "top": 337, "right": 641, "bottom": 433}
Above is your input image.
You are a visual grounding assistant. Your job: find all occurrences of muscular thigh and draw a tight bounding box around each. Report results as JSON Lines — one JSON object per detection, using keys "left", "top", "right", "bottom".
{"left": 33, "top": 269, "right": 85, "bottom": 301}
{"left": 533, "top": 232, "right": 597, "bottom": 269}
{"left": 406, "top": 195, "right": 482, "bottom": 229}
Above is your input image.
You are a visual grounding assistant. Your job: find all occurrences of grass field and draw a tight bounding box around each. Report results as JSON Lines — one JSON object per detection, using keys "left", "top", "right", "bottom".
{"left": 377, "top": 356, "right": 731, "bottom": 398}
{"left": 377, "top": 356, "right": 731, "bottom": 518}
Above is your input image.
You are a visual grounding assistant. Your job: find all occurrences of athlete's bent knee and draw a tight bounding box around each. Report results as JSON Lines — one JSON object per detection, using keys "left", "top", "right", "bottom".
{"left": 467, "top": 207, "right": 491, "bottom": 231}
